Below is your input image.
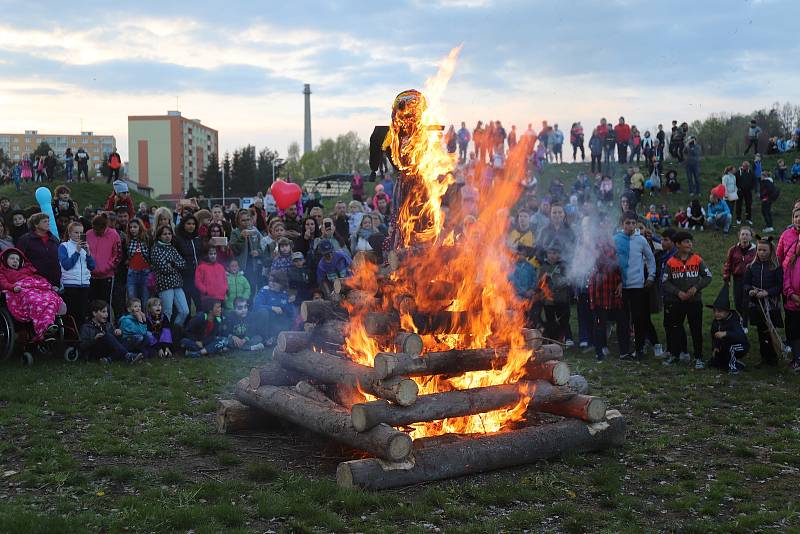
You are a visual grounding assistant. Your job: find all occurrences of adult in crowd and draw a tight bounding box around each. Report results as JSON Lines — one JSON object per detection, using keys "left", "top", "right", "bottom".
{"left": 75, "top": 147, "right": 90, "bottom": 181}
{"left": 614, "top": 212, "right": 656, "bottom": 361}
{"left": 106, "top": 147, "right": 122, "bottom": 183}
{"left": 173, "top": 215, "right": 202, "bottom": 312}
{"left": 570, "top": 122, "right": 585, "bottom": 162}
{"left": 684, "top": 136, "right": 702, "bottom": 196}
{"left": 744, "top": 119, "right": 762, "bottom": 155}
{"left": 16, "top": 213, "right": 61, "bottom": 287}
{"left": 614, "top": 117, "right": 631, "bottom": 164}
{"left": 457, "top": 121, "right": 471, "bottom": 163}
{"left": 538, "top": 204, "right": 575, "bottom": 264}
{"left": 735, "top": 160, "right": 755, "bottom": 225}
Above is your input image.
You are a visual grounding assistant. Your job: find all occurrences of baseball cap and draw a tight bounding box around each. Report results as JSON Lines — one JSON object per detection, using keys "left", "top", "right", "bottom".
{"left": 291, "top": 252, "right": 304, "bottom": 261}
{"left": 318, "top": 240, "right": 334, "bottom": 254}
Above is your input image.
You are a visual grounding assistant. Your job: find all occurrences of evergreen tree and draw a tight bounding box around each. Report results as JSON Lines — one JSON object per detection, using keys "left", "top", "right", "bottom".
{"left": 200, "top": 152, "right": 221, "bottom": 198}
{"left": 255, "top": 147, "right": 280, "bottom": 188}
{"left": 230, "top": 145, "right": 257, "bottom": 197}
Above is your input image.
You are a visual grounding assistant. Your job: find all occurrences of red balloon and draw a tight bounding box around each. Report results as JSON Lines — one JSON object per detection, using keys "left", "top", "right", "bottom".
{"left": 272, "top": 180, "right": 302, "bottom": 210}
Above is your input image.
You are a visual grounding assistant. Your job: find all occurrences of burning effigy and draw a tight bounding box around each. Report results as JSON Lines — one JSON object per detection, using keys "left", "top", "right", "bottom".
{"left": 225, "top": 47, "right": 625, "bottom": 490}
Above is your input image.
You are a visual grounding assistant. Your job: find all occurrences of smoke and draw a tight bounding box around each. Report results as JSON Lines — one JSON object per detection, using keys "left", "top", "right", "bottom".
{"left": 565, "top": 214, "right": 615, "bottom": 286}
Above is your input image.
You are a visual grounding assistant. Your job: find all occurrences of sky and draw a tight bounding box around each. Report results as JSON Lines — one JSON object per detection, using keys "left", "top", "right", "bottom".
{"left": 0, "top": 0, "right": 797, "bottom": 162}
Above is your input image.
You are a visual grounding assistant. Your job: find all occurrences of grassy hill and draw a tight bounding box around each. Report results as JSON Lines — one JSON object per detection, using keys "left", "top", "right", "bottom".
{"left": 0, "top": 151, "right": 799, "bottom": 533}
{"left": 0, "top": 181, "right": 158, "bottom": 213}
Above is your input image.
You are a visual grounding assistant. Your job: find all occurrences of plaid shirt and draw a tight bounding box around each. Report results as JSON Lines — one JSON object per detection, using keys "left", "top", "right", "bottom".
{"left": 588, "top": 242, "right": 622, "bottom": 311}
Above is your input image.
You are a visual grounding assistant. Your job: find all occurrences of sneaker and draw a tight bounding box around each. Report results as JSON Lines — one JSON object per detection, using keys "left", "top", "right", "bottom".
{"left": 163, "top": 347, "right": 173, "bottom": 358}
{"left": 157, "top": 348, "right": 165, "bottom": 359}
{"left": 663, "top": 355, "right": 678, "bottom": 366}
{"left": 763, "top": 227, "right": 775, "bottom": 233}
{"left": 678, "top": 352, "right": 691, "bottom": 364}
{"left": 602, "top": 347, "right": 610, "bottom": 358}
{"left": 653, "top": 344, "right": 665, "bottom": 358}
{"left": 746, "top": 220, "right": 753, "bottom": 225}
{"left": 619, "top": 352, "right": 637, "bottom": 361}
{"left": 565, "top": 339, "right": 575, "bottom": 348}
{"left": 790, "top": 360, "right": 800, "bottom": 372}
{"left": 186, "top": 350, "right": 201, "bottom": 358}
{"left": 736, "top": 219, "right": 741, "bottom": 225}
{"left": 695, "top": 358, "right": 705, "bottom": 370}
{"left": 126, "top": 352, "right": 144, "bottom": 364}
{"left": 743, "top": 327, "right": 749, "bottom": 334}
{"left": 579, "top": 341, "right": 589, "bottom": 349}
{"left": 99, "top": 357, "right": 112, "bottom": 364}
{"left": 249, "top": 342, "right": 265, "bottom": 351}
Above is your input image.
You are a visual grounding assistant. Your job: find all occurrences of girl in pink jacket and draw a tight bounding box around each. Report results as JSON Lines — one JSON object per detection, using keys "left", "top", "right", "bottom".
{"left": 195, "top": 247, "right": 228, "bottom": 303}
{"left": 777, "top": 207, "right": 800, "bottom": 267}
{"left": 782, "top": 238, "right": 800, "bottom": 371}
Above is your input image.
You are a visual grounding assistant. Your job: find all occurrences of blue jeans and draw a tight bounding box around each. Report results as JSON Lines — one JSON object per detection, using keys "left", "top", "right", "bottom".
{"left": 577, "top": 292, "right": 594, "bottom": 345}
{"left": 127, "top": 269, "right": 150, "bottom": 303}
{"left": 707, "top": 213, "right": 732, "bottom": 233}
{"left": 159, "top": 288, "right": 189, "bottom": 326}
{"left": 65, "top": 162, "right": 73, "bottom": 180}
{"left": 685, "top": 162, "right": 700, "bottom": 195}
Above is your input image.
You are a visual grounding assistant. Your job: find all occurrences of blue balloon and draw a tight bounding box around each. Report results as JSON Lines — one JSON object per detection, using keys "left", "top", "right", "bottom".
{"left": 644, "top": 179, "right": 653, "bottom": 189}
{"left": 35, "top": 187, "right": 59, "bottom": 237}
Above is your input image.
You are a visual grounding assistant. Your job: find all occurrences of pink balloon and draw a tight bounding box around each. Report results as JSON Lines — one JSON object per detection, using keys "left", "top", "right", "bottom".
{"left": 272, "top": 180, "right": 302, "bottom": 210}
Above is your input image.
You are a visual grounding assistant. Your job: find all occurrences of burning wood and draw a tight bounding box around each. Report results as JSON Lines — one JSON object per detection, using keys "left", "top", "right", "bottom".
{"left": 337, "top": 411, "right": 627, "bottom": 490}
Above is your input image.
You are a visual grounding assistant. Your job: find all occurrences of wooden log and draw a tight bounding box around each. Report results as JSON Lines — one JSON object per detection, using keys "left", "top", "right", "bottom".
{"left": 351, "top": 379, "right": 587, "bottom": 432}
{"left": 276, "top": 331, "right": 312, "bottom": 353}
{"left": 312, "top": 319, "right": 348, "bottom": 347}
{"left": 535, "top": 394, "right": 607, "bottom": 423}
{"left": 300, "top": 299, "right": 347, "bottom": 323}
{"left": 248, "top": 361, "right": 308, "bottom": 388}
{"left": 294, "top": 380, "right": 337, "bottom": 405}
{"left": 568, "top": 374, "right": 589, "bottom": 395}
{"left": 372, "top": 348, "right": 512, "bottom": 380}
{"left": 274, "top": 349, "right": 418, "bottom": 406}
{"left": 395, "top": 332, "right": 423, "bottom": 356}
{"left": 534, "top": 343, "right": 563, "bottom": 362}
{"left": 524, "top": 360, "right": 570, "bottom": 385}
{"left": 336, "top": 410, "right": 626, "bottom": 490}
{"left": 522, "top": 328, "right": 543, "bottom": 349}
{"left": 363, "top": 311, "right": 472, "bottom": 336}
{"left": 215, "top": 395, "right": 274, "bottom": 434}
{"left": 235, "top": 381, "right": 413, "bottom": 462}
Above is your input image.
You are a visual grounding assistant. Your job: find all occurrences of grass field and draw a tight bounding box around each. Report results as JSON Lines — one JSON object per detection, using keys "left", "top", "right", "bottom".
{"left": 0, "top": 180, "right": 156, "bottom": 213}
{"left": 2, "top": 152, "right": 800, "bottom": 533}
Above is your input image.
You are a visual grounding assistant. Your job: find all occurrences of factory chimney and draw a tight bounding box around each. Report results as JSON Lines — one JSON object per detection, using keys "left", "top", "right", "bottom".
{"left": 303, "top": 84, "right": 312, "bottom": 154}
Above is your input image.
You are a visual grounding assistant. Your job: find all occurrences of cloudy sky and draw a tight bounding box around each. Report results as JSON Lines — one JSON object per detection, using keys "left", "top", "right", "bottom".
{"left": 0, "top": 0, "right": 796, "bottom": 161}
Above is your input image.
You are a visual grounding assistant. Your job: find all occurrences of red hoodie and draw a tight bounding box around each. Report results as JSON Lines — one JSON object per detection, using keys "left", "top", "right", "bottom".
{"left": 614, "top": 123, "right": 631, "bottom": 143}
{"left": 195, "top": 260, "right": 228, "bottom": 301}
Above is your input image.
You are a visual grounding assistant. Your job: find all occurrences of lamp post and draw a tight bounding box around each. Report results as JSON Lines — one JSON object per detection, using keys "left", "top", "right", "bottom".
{"left": 271, "top": 158, "right": 285, "bottom": 186}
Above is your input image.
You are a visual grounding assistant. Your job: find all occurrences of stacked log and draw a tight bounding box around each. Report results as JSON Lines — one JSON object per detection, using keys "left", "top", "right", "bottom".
{"left": 224, "top": 316, "right": 625, "bottom": 490}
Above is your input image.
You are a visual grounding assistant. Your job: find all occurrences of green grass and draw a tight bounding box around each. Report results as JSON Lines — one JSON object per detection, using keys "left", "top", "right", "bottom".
{"left": 0, "top": 180, "right": 157, "bottom": 212}
{"left": 1, "top": 152, "right": 800, "bottom": 532}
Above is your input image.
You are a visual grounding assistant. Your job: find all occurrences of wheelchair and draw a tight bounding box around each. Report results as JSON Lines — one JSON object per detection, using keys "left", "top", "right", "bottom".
{"left": 0, "top": 294, "right": 81, "bottom": 365}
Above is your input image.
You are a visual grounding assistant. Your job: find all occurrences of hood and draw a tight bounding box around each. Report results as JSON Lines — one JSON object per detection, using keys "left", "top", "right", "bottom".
{"left": 0, "top": 247, "right": 28, "bottom": 269}
{"left": 176, "top": 216, "right": 199, "bottom": 238}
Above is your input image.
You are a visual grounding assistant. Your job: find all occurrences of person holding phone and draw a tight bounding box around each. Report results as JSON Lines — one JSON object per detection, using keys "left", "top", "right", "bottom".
{"left": 59, "top": 221, "right": 96, "bottom": 325}
{"left": 203, "top": 222, "right": 232, "bottom": 265}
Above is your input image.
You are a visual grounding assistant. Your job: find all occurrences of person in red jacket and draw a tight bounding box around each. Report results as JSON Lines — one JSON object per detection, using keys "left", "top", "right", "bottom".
{"left": 106, "top": 147, "right": 122, "bottom": 184}
{"left": 722, "top": 226, "right": 756, "bottom": 331}
{"left": 104, "top": 180, "right": 135, "bottom": 218}
{"left": 195, "top": 247, "right": 228, "bottom": 302}
{"left": 614, "top": 116, "right": 632, "bottom": 164}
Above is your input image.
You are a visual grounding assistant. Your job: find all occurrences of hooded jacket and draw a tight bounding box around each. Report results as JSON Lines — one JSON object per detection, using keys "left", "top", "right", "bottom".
{"left": 0, "top": 248, "right": 48, "bottom": 290}
{"left": 777, "top": 226, "right": 800, "bottom": 266}
{"left": 722, "top": 242, "right": 756, "bottom": 281}
{"left": 15, "top": 231, "right": 61, "bottom": 287}
{"left": 224, "top": 271, "right": 251, "bottom": 309}
{"left": 195, "top": 260, "right": 228, "bottom": 301}
{"left": 743, "top": 258, "right": 783, "bottom": 315}
{"left": 613, "top": 231, "right": 656, "bottom": 289}
{"left": 174, "top": 218, "right": 202, "bottom": 276}
{"left": 86, "top": 227, "right": 121, "bottom": 280}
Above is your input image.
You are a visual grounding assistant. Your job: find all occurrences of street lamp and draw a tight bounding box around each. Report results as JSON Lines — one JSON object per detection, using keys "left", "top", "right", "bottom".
{"left": 271, "top": 158, "right": 285, "bottom": 186}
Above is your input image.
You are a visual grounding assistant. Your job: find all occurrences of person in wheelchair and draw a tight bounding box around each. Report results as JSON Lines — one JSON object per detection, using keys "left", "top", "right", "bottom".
{"left": 0, "top": 248, "right": 66, "bottom": 341}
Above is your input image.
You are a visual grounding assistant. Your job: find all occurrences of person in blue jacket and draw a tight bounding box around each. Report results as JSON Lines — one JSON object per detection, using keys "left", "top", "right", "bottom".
{"left": 706, "top": 192, "right": 732, "bottom": 234}
{"left": 253, "top": 272, "right": 295, "bottom": 345}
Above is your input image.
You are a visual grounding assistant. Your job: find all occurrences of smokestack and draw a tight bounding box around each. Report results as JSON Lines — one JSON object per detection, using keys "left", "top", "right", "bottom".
{"left": 303, "top": 83, "right": 312, "bottom": 154}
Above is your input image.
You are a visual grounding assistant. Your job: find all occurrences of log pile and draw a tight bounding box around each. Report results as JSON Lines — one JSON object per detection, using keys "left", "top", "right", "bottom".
{"left": 220, "top": 306, "right": 626, "bottom": 490}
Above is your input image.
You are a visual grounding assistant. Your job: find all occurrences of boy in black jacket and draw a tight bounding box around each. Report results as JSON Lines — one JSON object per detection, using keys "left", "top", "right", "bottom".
{"left": 223, "top": 297, "right": 265, "bottom": 351}
{"left": 79, "top": 300, "right": 143, "bottom": 364}
{"left": 708, "top": 285, "right": 748, "bottom": 374}
{"left": 180, "top": 299, "right": 229, "bottom": 357}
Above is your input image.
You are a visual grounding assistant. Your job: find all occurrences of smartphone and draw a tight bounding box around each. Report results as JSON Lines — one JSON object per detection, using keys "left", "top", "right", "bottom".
{"left": 210, "top": 237, "right": 228, "bottom": 246}
{"left": 79, "top": 233, "right": 87, "bottom": 242}
{"left": 324, "top": 221, "right": 332, "bottom": 229}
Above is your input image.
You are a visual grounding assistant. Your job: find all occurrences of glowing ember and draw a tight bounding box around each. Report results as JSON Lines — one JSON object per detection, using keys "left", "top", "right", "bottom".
{"left": 344, "top": 46, "right": 536, "bottom": 439}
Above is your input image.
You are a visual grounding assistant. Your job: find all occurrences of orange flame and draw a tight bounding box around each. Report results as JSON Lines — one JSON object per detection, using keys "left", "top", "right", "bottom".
{"left": 344, "top": 46, "right": 536, "bottom": 439}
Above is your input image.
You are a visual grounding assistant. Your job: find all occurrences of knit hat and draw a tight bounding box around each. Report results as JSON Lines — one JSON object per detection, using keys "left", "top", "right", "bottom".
{"left": 706, "top": 282, "right": 731, "bottom": 311}
{"left": 113, "top": 180, "right": 129, "bottom": 194}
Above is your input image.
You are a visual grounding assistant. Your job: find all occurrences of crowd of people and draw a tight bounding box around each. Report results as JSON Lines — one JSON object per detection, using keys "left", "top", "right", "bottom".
{"left": 1, "top": 113, "right": 800, "bottom": 376}
{"left": 0, "top": 146, "right": 122, "bottom": 188}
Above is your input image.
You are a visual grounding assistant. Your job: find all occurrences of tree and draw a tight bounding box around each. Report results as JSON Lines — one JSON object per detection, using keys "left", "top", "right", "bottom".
{"left": 32, "top": 141, "right": 65, "bottom": 180}
{"left": 229, "top": 145, "right": 257, "bottom": 197}
{"left": 256, "top": 147, "right": 280, "bottom": 188}
{"left": 0, "top": 148, "right": 10, "bottom": 170}
{"left": 283, "top": 131, "right": 369, "bottom": 184}
{"left": 200, "top": 152, "right": 221, "bottom": 198}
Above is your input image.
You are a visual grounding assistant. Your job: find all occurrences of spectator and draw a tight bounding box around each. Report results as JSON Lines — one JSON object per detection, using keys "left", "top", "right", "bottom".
{"left": 602, "top": 125, "right": 617, "bottom": 176}
{"left": 683, "top": 136, "right": 702, "bottom": 196}
{"left": 104, "top": 180, "right": 135, "bottom": 218}
{"left": 59, "top": 221, "right": 96, "bottom": 326}
{"left": 570, "top": 122, "right": 585, "bottom": 162}
{"left": 253, "top": 273, "right": 295, "bottom": 345}
{"left": 79, "top": 299, "right": 143, "bottom": 364}
{"left": 775, "top": 159, "right": 789, "bottom": 183}
{"left": 708, "top": 286, "right": 748, "bottom": 374}
{"left": 735, "top": 161, "right": 755, "bottom": 225}
{"left": 614, "top": 117, "right": 631, "bottom": 164}
{"left": 706, "top": 191, "right": 732, "bottom": 234}
{"left": 145, "top": 298, "right": 172, "bottom": 357}
{"left": 229, "top": 209, "right": 265, "bottom": 293}
{"left": 777, "top": 207, "right": 800, "bottom": 266}
{"left": 743, "top": 236, "right": 782, "bottom": 367}
{"left": 551, "top": 124, "right": 564, "bottom": 163}
{"left": 16, "top": 212, "right": 61, "bottom": 287}
{"left": 759, "top": 172, "right": 778, "bottom": 233}
{"left": 0, "top": 219, "right": 13, "bottom": 251}
{"left": 64, "top": 148, "right": 74, "bottom": 182}
{"left": 223, "top": 297, "right": 265, "bottom": 352}
{"left": 119, "top": 298, "right": 156, "bottom": 356}
{"left": 351, "top": 173, "right": 365, "bottom": 203}
{"left": 457, "top": 121, "right": 471, "bottom": 163}
{"left": 614, "top": 212, "right": 656, "bottom": 361}
{"left": 106, "top": 147, "right": 122, "bottom": 183}
{"left": 86, "top": 213, "right": 121, "bottom": 312}
{"left": 149, "top": 225, "right": 189, "bottom": 328}
{"left": 721, "top": 165, "right": 738, "bottom": 204}
{"left": 790, "top": 158, "right": 800, "bottom": 183}
{"left": 75, "top": 148, "right": 90, "bottom": 181}
{"left": 224, "top": 259, "right": 251, "bottom": 310}
{"left": 44, "top": 150, "right": 57, "bottom": 183}
{"left": 687, "top": 199, "right": 706, "bottom": 230}
{"left": 662, "top": 231, "right": 712, "bottom": 369}
{"left": 125, "top": 218, "right": 150, "bottom": 303}
{"left": 723, "top": 226, "right": 756, "bottom": 331}
{"left": 195, "top": 247, "right": 228, "bottom": 303}
{"left": 538, "top": 204, "right": 575, "bottom": 264}
{"left": 204, "top": 222, "right": 233, "bottom": 265}
{"left": 744, "top": 119, "right": 761, "bottom": 155}
{"left": 181, "top": 300, "right": 229, "bottom": 358}
{"left": 316, "top": 240, "right": 352, "bottom": 298}
{"left": 538, "top": 245, "right": 571, "bottom": 345}
{"left": 589, "top": 233, "right": 624, "bottom": 362}
{"left": 630, "top": 125, "right": 642, "bottom": 163}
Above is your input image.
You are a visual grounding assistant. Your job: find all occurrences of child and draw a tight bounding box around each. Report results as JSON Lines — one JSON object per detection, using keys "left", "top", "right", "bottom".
{"left": 224, "top": 297, "right": 265, "bottom": 351}
{"left": 708, "top": 286, "right": 748, "bottom": 374}
{"left": 744, "top": 236, "right": 783, "bottom": 367}
{"left": 0, "top": 248, "right": 66, "bottom": 341}
{"left": 510, "top": 244, "right": 538, "bottom": 326}
{"left": 588, "top": 236, "right": 624, "bottom": 362}
{"left": 9, "top": 210, "right": 27, "bottom": 242}
{"left": 665, "top": 169, "right": 680, "bottom": 193}
{"left": 224, "top": 258, "right": 251, "bottom": 309}
{"left": 658, "top": 204, "right": 671, "bottom": 227}
{"left": 645, "top": 204, "right": 660, "bottom": 227}
{"left": 687, "top": 199, "right": 705, "bottom": 230}
{"left": 103, "top": 180, "right": 135, "bottom": 219}
{"left": 288, "top": 251, "right": 313, "bottom": 304}
{"left": 316, "top": 240, "right": 353, "bottom": 298}
{"left": 721, "top": 166, "right": 739, "bottom": 204}
{"left": 59, "top": 221, "right": 96, "bottom": 326}
{"left": 181, "top": 299, "right": 229, "bottom": 358}
{"left": 79, "top": 299, "right": 143, "bottom": 364}
{"left": 662, "top": 231, "right": 713, "bottom": 369}
{"left": 52, "top": 185, "right": 78, "bottom": 223}
{"left": 253, "top": 273, "right": 295, "bottom": 345}
{"left": 791, "top": 158, "right": 800, "bottom": 183}
{"left": 195, "top": 247, "right": 228, "bottom": 303}
{"left": 598, "top": 175, "right": 613, "bottom": 205}
{"left": 11, "top": 162, "right": 21, "bottom": 192}
{"left": 145, "top": 297, "right": 173, "bottom": 357}
{"left": 674, "top": 209, "right": 688, "bottom": 229}
{"left": 759, "top": 171, "right": 778, "bottom": 232}
{"left": 538, "top": 246, "right": 571, "bottom": 344}
{"left": 723, "top": 227, "right": 756, "bottom": 331}
{"left": 775, "top": 159, "right": 788, "bottom": 183}
{"left": 119, "top": 298, "right": 156, "bottom": 356}
{"left": 126, "top": 218, "right": 151, "bottom": 303}
{"left": 269, "top": 236, "right": 294, "bottom": 279}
